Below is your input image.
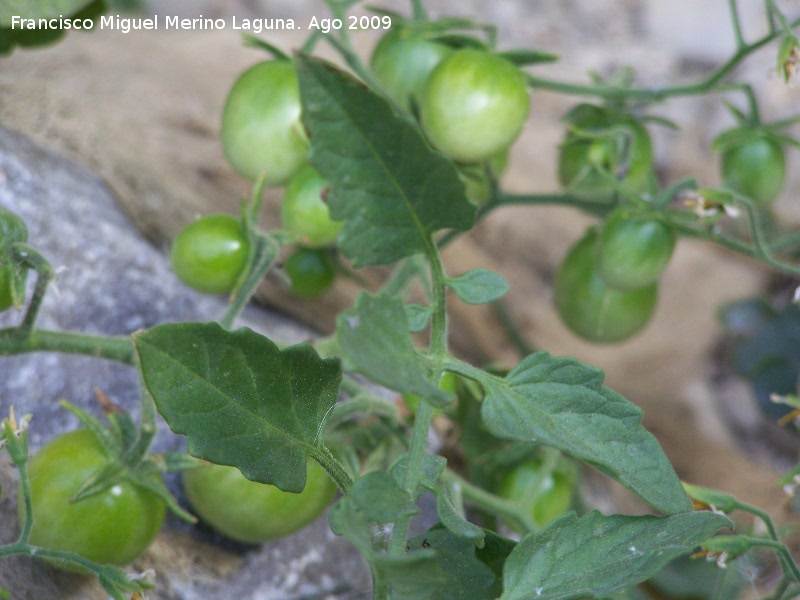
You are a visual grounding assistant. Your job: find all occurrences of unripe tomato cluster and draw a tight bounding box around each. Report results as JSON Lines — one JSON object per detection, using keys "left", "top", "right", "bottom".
{"left": 554, "top": 208, "right": 676, "bottom": 344}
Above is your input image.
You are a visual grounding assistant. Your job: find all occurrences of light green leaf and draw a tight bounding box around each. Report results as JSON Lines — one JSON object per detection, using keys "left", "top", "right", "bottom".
{"left": 479, "top": 352, "right": 692, "bottom": 515}
{"left": 296, "top": 54, "right": 475, "bottom": 267}
{"left": 447, "top": 269, "right": 509, "bottom": 305}
{"left": 134, "top": 322, "right": 341, "bottom": 493}
{"left": 500, "top": 511, "right": 732, "bottom": 600}
{"left": 349, "top": 471, "right": 419, "bottom": 524}
{"left": 338, "top": 292, "right": 453, "bottom": 407}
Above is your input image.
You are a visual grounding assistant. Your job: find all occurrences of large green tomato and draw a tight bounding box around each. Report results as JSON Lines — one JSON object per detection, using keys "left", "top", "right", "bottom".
{"left": 18, "top": 429, "right": 166, "bottom": 570}
{"left": 281, "top": 165, "right": 344, "bottom": 247}
{"left": 721, "top": 135, "right": 786, "bottom": 205}
{"left": 498, "top": 457, "right": 576, "bottom": 531}
{"left": 558, "top": 104, "right": 654, "bottom": 200}
{"left": 420, "top": 49, "right": 530, "bottom": 163}
{"left": 170, "top": 214, "right": 249, "bottom": 295}
{"left": 370, "top": 28, "right": 453, "bottom": 112}
{"left": 221, "top": 60, "right": 308, "bottom": 185}
{"left": 183, "top": 459, "right": 337, "bottom": 544}
{"left": 595, "top": 208, "right": 676, "bottom": 291}
{"left": 554, "top": 229, "right": 658, "bottom": 343}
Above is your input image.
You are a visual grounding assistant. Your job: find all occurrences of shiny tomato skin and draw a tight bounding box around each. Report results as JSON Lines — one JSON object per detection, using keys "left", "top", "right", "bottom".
{"left": 170, "top": 214, "right": 249, "bottom": 295}
{"left": 18, "top": 429, "right": 166, "bottom": 570}
{"left": 420, "top": 49, "right": 530, "bottom": 163}
{"left": 221, "top": 60, "right": 307, "bottom": 185}
{"left": 182, "top": 459, "right": 337, "bottom": 544}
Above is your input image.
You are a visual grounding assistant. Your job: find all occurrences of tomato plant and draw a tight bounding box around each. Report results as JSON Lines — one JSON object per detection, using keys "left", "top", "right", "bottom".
{"left": 284, "top": 247, "right": 335, "bottom": 298}
{"left": 497, "top": 455, "right": 577, "bottom": 531}
{"left": 221, "top": 60, "right": 308, "bottom": 185}
{"left": 370, "top": 27, "right": 452, "bottom": 112}
{"left": 182, "top": 459, "right": 337, "bottom": 544}
{"left": 554, "top": 228, "right": 658, "bottom": 343}
{"left": 170, "top": 214, "right": 249, "bottom": 295}
{"left": 558, "top": 104, "right": 654, "bottom": 199}
{"left": 17, "top": 429, "right": 166, "bottom": 569}
{"left": 595, "top": 208, "right": 676, "bottom": 291}
{"left": 0, "top": 206, "right": 29, "bottom": 312}
{"left": 719, "top": 132, "right": 786, "bottom": 205}
{"left": 419, "top": 49, "right": 530, "bottom": 163}
{"left": 281, "top": 165, "right": 343, "bottom": 247}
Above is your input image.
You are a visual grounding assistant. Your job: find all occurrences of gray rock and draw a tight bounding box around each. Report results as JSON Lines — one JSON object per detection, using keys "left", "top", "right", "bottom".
{"left": 0, "top": 126, "right": 370, "bottom": 599}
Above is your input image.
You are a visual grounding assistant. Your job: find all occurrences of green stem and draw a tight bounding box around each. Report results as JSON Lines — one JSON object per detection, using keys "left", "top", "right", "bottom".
{"left": 441, "top": 469, "right": 536, "bottom": 532}
{"left": 14, "top": 245, "right": 54, "bottom": 336}
{"left": 728, "top": 0, "right": 745, "bottom": 48}
{"left": 14, "top": 457, "right": 33, "bottom": 545}
{"left": 389, "top": 399, "right": 434, "bottom": 555}
{"left": 524, "top": 15, "right": 800, "bottom": 101}
{"left": 311, "top": 444, "right": 354, "bottom": 494}
{"left": 0, "top": 328, "right": 134, "bottom": 364}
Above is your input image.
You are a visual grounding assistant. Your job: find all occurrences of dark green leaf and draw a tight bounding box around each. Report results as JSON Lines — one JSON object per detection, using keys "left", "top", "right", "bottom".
{"left": 134, "top": 322, "right": 341, "bottom": 492}
{"left": 500, "top": 511, "right": 731, "bottom": 600}
{"left": 0, "top": 0, "right": 95, "bottom": 24}
{"left": 479, "top": 352, "right": 692, "bottom": 514}
{"left": 447, "top": 269, "right": 509, "bottom": 305}
{"left": 405, "top": 303, "right": 433, "bottom": 333}
{"left": 338, "top": 293, "right": 454, "bottom": 407}
{"left": 296, "top": 54, "right": 475, "bottom": 267}
{"left": 0, "top": 0, "right": 104, "bottom": 53}
{"left": 408, "top": 526, "right": 500, "bottom": 600}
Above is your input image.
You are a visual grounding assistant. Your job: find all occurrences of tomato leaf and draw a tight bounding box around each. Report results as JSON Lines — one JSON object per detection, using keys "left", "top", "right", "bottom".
{"left": 338, "top": 292, "right": 454, "bottom": 407}
{"left": 498, "top": 49, "right": 559, "bottom": 66}
{"left": 133, "top": 322, "right": 341, "bottom": 493}
{"left": 499, "top": 511, "right": 731, "bottom": 600}
{"left": 447, "top": 269, "right": 509, "bottom": 305}
{"left": 405, "top": 303, "right": 433, "bottom": 333}
{"left": 295, "top": 54, "right": 475, "bottom": 267}
{"left": 348, "top": 471, "right": 420, "bottom": 524}
{"left": 329, "top": 481, "right": 444, "bottom": 599}
{"left": 476, "top": 352, "right": 693, "bottom": 515}
{"left": 407, "top": 526, "right": 508, "bottom": 600}
{"left": 390, "top": 452, "right": 447, "bottom": 500}
{"left": 0, "top": 0, "right": 104, "bottom": 54}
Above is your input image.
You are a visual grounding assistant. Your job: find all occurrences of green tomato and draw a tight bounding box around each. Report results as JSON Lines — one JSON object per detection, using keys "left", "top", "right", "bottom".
{"left": 595, "top": 208, "right": 676, "bottom": 291}
{"left": 554, "top": 229, "right": 658, "bottom": 343}
{"left": 281, "top": 165, "right": 343, "bottom": 247}
{"left": 420, "top": 49, "right": 530, "bottom": 163}
{"left": 558, "top": 104, "right": 654, "bottom": 200}
{"left": 721, "top": 135, "right": 786, "bottom": 205}
{"left": 370, "top": 28, "right": 453, "bottom": 112}
{"left": 284, "top": 247, "right": 335, "bottom": 298}
{"left": 171, "top": 214, "right": 249, "bottom": 295}
{"left": 498, "top": 457, "right": 576, "bottom": 531}
{"left": 18, "top": 429, "right": 166, "bottom": 570}
{"left": 182, "top": 459, "right": 337, "bottom": 544}
{"left": 221, "top": 60, "right": 308, "bottom": 185}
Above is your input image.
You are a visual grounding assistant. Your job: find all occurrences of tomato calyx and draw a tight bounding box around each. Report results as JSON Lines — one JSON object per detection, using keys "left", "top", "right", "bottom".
{"left": 0, "top": 207, "right": 31, "bottom": 312}
{"left": 59, "top": 393, "right": 197, "bottom": 522}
